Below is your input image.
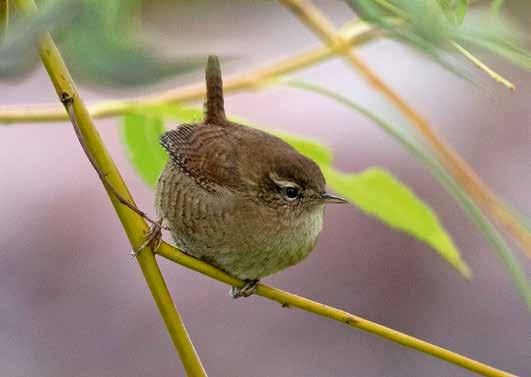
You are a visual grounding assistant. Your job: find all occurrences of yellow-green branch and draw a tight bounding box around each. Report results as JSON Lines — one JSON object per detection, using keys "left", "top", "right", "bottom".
{"left": 13, "top": 0, "right": 207, "bottom": 375}
{"left": 278, "top": 0, "right": 531, "bottom": 259}
{"left": 0, "top": 21, "right": 380, "bottom": 123}
{"left": 156, "top": 242, "right": 515, "bottom": 377}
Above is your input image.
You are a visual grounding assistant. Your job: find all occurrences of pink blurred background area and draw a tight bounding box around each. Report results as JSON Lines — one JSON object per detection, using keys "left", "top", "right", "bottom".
{"left": 1, "top": 1, "right": 530, "bottom": 376}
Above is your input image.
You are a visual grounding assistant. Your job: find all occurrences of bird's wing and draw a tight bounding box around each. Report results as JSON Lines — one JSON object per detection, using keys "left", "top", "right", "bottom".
{"left": 160, "top": 123, "right": 241, "bottom": 191}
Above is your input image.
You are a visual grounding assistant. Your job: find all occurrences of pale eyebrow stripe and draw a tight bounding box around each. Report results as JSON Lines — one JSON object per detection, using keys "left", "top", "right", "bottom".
{"left": 269, "top": 173, "right": 300, "bottom": 188}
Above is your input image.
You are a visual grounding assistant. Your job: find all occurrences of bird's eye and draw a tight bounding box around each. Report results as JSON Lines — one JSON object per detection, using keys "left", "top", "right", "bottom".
{"left": 283, "top": 186, "right": 299, "bottom": 200}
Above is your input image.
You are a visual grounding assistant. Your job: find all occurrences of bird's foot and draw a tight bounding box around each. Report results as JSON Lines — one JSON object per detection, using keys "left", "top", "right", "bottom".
{"left": 131, "top": 219, "right": 164, "bottom": 258}
{"left": 230, "top": 280, "right": 259, "bottom": 299}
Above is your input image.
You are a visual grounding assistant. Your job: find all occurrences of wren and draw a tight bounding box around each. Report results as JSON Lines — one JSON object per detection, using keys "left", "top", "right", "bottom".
{"left": 155, "top": 56, "right": 346, "bottom": 298}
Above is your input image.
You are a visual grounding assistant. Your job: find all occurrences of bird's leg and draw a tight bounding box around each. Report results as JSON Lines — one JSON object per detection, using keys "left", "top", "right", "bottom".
{"left": 230, "top": 280, "right": 259, "bottom": 299}
{"left": 131, "top": 219, "right": 164, "bottom": 257}
{"left": 60, "top": 93, "right": 169, "bottom": 256}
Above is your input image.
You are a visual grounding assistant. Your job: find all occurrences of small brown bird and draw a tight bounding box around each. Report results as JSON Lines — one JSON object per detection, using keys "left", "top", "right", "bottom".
{"left": 155, "top": 56, "right": 346, "bottom": 298}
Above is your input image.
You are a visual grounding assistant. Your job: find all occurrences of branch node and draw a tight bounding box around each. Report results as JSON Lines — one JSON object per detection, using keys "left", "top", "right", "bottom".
{"left": 59, "top": 91, "right": 73, "bottom": 105}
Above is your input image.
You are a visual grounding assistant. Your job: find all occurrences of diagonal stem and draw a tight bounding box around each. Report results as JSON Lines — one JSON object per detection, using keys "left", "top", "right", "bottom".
{"left": 278, "top": 0, "right": 531, "bottom": 258}
{"left": 13, "top": 0, "right": 208, "bottom": 375}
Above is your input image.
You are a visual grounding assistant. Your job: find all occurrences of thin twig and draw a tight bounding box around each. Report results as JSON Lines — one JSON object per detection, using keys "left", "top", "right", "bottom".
{"left": 451, "top": 41, "right": 515, "bottom": 90}
{"left": 61, "top": 92, "right": 164, "bottom": 228}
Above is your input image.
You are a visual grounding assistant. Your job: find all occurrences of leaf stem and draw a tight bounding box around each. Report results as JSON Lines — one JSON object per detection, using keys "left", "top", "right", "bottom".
{"left": 155, "top": 242, "right": 516, "bottom": 377}
{"left": 13, "top": 0, "right": 208, "bottom": 375}
{"left": 278, "top": 0, "right": 531, "bottom": 259}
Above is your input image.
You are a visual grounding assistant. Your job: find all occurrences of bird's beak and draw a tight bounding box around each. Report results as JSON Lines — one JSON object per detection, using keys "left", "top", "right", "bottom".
{"left": 321, "top": 192, "right": 348, "bottom": 204}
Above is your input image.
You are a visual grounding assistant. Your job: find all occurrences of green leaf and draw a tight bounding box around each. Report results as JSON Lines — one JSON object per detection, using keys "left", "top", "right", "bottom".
{"left": 121, "top": 112, "right": 167, "bottom": 187}
{"left": 0, "top": 0, "right": 8, "bottom": 39}
{"left": 436, "top": 0, "right": 468, "bottom": 25}
{"left": 324, "top": 167, "right": 471, "bottom": 278}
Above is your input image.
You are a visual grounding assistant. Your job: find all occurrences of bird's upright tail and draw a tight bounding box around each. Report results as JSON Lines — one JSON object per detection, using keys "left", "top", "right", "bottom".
{"left": 204, "top": 55, "right": 227, "bottom": 124}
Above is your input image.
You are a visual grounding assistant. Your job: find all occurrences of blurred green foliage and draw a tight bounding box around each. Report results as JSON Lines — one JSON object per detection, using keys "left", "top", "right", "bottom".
{"left": 1, "top": 1, "right": 529, "bottom": 87}
{"left": 0, "top": 0, "right": 204, "bottom": 85}
{"left": 436, "top": 0, "right": 469, "bottom": 25}
{"left": 345, "top": 0, "right": 530, "bottom": 75}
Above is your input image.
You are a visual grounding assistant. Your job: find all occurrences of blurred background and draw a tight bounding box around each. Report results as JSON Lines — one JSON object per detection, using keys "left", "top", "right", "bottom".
{"left": 1, "top": 1, "right": 530, "bottom": 376}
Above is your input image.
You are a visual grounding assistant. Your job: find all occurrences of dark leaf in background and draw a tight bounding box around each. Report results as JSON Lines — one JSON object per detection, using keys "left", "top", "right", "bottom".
{"left": 60, "top": 0, "right": 205, "bottom": 87}
{"left": 0, "top": 0, "right": 76, "bottom": 79}
{"left": 0, "top": 0, "right": 205, "bottom": 86}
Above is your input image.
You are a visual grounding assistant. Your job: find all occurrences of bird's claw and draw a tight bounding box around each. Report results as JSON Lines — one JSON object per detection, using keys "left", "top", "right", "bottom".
{"left": 230, "top": 280, "right": 259, "bottom": 299}
{"left": 131, "top": 220, "right": 163, "bottom": 258}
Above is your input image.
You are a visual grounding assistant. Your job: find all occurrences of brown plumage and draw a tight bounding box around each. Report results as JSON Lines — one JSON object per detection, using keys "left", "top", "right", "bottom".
{"left": 155, "top": 56, "right": 345, "bottom": 296}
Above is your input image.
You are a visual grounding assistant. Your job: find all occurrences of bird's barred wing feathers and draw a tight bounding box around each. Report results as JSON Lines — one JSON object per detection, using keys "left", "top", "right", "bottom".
{"left": 160, "top": 123, "right": 241, "bottom": 191}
